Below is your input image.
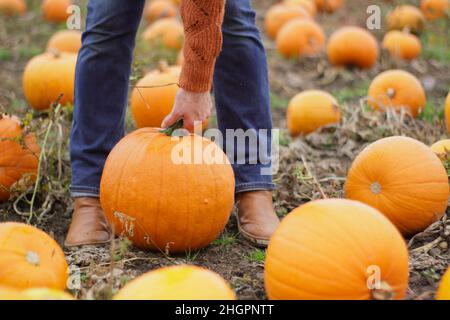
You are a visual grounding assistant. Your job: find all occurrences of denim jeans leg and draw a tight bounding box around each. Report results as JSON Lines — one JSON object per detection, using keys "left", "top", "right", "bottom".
{"left": 213, "top": 0, "right": 275, "bottom": 194}
{"left": 70, "top": 0, "right": 145, "bottom": 198}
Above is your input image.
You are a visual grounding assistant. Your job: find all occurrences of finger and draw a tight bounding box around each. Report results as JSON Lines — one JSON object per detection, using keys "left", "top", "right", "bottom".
{"left": 183, "top": 117, "right": 195, "bottom": 132}
{"left": 161, "top": 111, "right": 180, "bottom": 129}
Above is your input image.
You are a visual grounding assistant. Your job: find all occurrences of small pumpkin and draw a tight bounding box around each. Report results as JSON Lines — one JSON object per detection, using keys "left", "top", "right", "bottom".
{"left": 265, "top": 199, "right": 409, "bottom": 300}
{"left": 382, "top": 30, "right": 421, "bottom": 60}
{"left": 22, "top": 50, "right": 77, "bottom": 110}
{"left": 276, "top": 18, "right": 325, "bottom": 59}
{"left": 327, "top": 26, "right": 379, "bottom": 69}
{"left": 114, "top": 265, "right": 236, "bottom": 300}
{"left": 0, "top": 114, "right": 40, "bottom": 203}
{"left": 0, "top": 0, "right": 26, "bottom": 16}
{"left": 445, "top": 92, "right": 450, "bottom": 133}
{"left": 283, "top": 0, "right": 317, "bottom": 16}
{"left": 143, "top": 17, "right": 184, "bottom": 50}
{"left": 367, "top": 69, "right": 426, "bottom": 117}
{"left": 430, "top": 139, "right": 450, "bottom": 156}
{"left": 41, "top": 0, "right": 72, "bottom": 23}
{"left": 0, "top": 286, "right": 28, "bottom": 300}
{"left": 23, "top": 288, "right": 75, "bottom": 300}
{"left": 144, "top": 0, "right": 177, "bottom": 23}
{"left": 265, "top": 4, "right": 311, "bottom": 39}
{"left": 437, "top": 267, "right": 450, "bottom": 300}
{"left": 0, "top": 222, "right": 68, "bottom": 290}
{"left": 287, "top": 90, "right": 341, "bottom": 136}
{"left": 100, "top": 128, "right": 235, "bottom": 252}
{"left": 420, "top": 0, "right": 449, "bottom": 20}
{"left": 314, "top": 0, "right": 343, "bottom": 13}
{"left": 386, "top": 5, "right": 426, "bottom": 33}
{"left": 47, "top": 29, "right": 82, "bottom": 54}
{"left": 345, "top": 136, "right": 449, "bottom": 236}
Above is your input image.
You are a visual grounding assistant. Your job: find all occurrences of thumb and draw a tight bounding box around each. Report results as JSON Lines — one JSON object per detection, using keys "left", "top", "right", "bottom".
{"left": 161, "top": 111, "right": 180, "bottom": 129}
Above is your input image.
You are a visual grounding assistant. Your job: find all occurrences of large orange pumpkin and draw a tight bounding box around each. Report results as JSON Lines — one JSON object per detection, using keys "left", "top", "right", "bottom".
{"left": 0, "top": 114, "right": 40, "bottom": 203}
{"left": 327, "top": 26, "right": 379, "bottom": 69}
{"left": 345, "top": 136, "right": 449, "bottom": 236}
{"left": 430, "top": 139, "right": 450, "bottom": 156}
{"left": 22, "top": 50, "right": 77, "bottom": 110}
{"left": 23, "top": 288, "right": 75, "bottom": 300}
{"left": 265, "top": 4, "right": 311, "bottom": 39}
{"left": 143, "top": 17, "right": 184, "bottom": 50}
{"left": 437, "top": 268, "right": 450, "bottom": 300}
{"left": 100, "top": 128, "right": 235, "bottom": 252}
{"left": 47, "top": 29, "right": 82, "bottom": 53}
{"left": 0, "top": 222, "right": 68, "bottom": 290}
{"left": 314, "top": 0, "right": 343, "bottom": 13}
{"left": 265, "top": 199, "right": 409, "bottom": 300}
{"left": 0, "top": 0, "right": 26, "bottom": 16}
{"left": 114, "top": 265, "right": 236, "bottom": 300}
{"left": 446, "top": 92, "right": 450, "bottom": 133}
{"left": 287, "top": 90, "right": 341, "bottom": 136}
{"left": 386, "top": 5, "right": 426, "bottom": 33}
{"left": 276, "top": 19, "right": 325, "bottom": 59}
{"left": 283, "top": 0, "right": 317, "bottom": 16}
{"left": 41, "top": 0, "right": 72, "bottom": 23}
{"left": 420, "top": 0, "right": 449, "bottom": 20}
{"left": 367, "top": 70, "right": 426, "bottom": 117}
{"left": 144, "top": 0, "right": 177, "bottom": 23}
{"left": 382, "top": 30, "right": 421, "bottom": 60}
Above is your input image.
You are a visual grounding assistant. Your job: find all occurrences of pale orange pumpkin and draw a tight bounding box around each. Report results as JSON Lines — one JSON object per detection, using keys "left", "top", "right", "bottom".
{"left": 22, "top": 50, "right": 77, "bottom": 110}
{"left": 41, "top": 0, "right": 72, "bottom": 23}
{"left": 0, "top": 222, "right": 68, "bottom": 290}
{"left": 283, "top": 0, "right": 317, "bottom": 16}
{"left": 144, "top": 0, "right": 177, "bottom": 23}
{"left": 276, "top": 19, "right": 325, "bottom": 59}
{"left": 114, "top": 265, "right": 236, "bottom": 300}
{"left": 382, "top": 30, "right": 421, "bottom": 60}
{"left": 367, "top": 69, "right": 426, "bottom": 117}
{"left": 437, "top": 267, "right": 450, "bottom": 300}
{"left": 0, "top": 114, "right": 40, "bottom": 203}
{"left": 0, "top": 286, "right": 28, "bottom": 300}
{"left": 265, "top": 199, "right": 409, "bottom": 300}
{"left": 100, "top": 128, "right": 235, "bottom": 252}
{"left": 386, "top": 5, "right": 426, "bottom": 33}
{"left": 47, "top": 29, "right": 82, "bottom": 53}
{"left": 0, "top": 0, "right": 26, "bottom": 16}
{"left": 23, "top": 288, "right": 75, "bottom": 300}
{"left": 143, "top": 17, "right": 184, "bottom": 50}
{"left": 327, "top": 26, "right": 379, "bottom": 69}
{"left": 314, "top": 0, "right": 343, "bottom": 13}
{"left": 430, "top": 139, "right": 450, "bottom": 156}
{"left": 287, "top": 90, "right": 341, "bottom": 136}
{"left": 265, "top": 4, "right": 311, "bottom": 39}
{"left": 421, "top": 0, "right": 449, "bottom": 20}
{"left": 445, "top": 92, "right": 450, "bottom": 133}
{"left": 345, "top": 136, "right": 449, "bottom": 236}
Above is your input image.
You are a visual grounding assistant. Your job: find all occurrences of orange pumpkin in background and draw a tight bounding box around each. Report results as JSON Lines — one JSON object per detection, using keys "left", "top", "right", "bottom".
{"left": 0, "top": 222, "right": 68, "bottom": 290}
{"left": 420, "top": 0, "right": 449, "bottom": 20}
{"left": 265, "top": 199, "right": 409, "bottom": 300}
{"left": 382, "top": 30, "right": 421, "bottom": 60}
{"left": 276, "top": 19, "right": 325, "bottom": 59}
{"left": 327, "top": 26, "right": 379, "bottom": 69}
{"left": 41, "top": 0, "right": 72, "bottom": 23}
{"left": 143, "top": 17, "right": 184, "bottom": 50}
{"left": 100, "top": 128, "right": 235, "bottom": 253}
{"left": 47, "top": 29, "right": 82, "bottom": 54}
{"left": 437, "top": 268, "right": 450, "bottom": 300}
{"left": 265, "top": 4, "right": 311, "bottom": 39}
{"left": 367, "top": 69, "right": 426, "bottom": 117}
{"left": 144, "top": 0, "right": 178, "bottom": 23}
{"left": 445, "top": 92, "right": 450, "bottom": 133}
{"left": 23, "top": 288, "right": 75, "bottom": 300}
{"left": 386, "top": 5, "right": 426, "bottom": 33}
{"left": 114, "top": 265, "right": 236, "bottom": 300}
{"left": 0, "top": 286, "right": 28, "bottom": 300}
{"left": 22, "top": 50, "right": 77, "bottom": 110}
{"left": 314, "top": 0, "right": 343, "bottom": 13}
{"left": 0, "top": 114, "right": 40, "bottom": 203}
{"left": 430, "top": 139, "right": 450, "bottom": 156}
{"left": 0, "top": 0, "right": 26, "bottom": 16}
{"left": 283, "top": 0, "right": 317, "bottom": 16}
{"left": 345, "top": 136, "right": 449, "bottom": 236}
{"left": 287, "top": 90, "right": 341, "bottom": 136}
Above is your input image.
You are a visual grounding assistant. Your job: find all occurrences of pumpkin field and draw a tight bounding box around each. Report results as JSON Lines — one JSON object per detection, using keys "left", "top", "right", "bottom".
{"left": 0, "top": 0, "right": 450, "bottom": 300}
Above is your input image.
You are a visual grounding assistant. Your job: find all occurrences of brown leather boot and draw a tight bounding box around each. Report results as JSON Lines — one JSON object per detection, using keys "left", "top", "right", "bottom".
{"left": 236, "top": 191, "right": 280, "bottom": 247}
{"left": 64, "top": 197, "right": 113, "bottom": 248}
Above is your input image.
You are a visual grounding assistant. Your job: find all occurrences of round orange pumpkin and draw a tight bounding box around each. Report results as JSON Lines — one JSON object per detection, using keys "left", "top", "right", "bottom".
{"left": 0, "top": 222, "right": 68, "bottom": 290}
{"left": 41, "top": 0, "right": 72, "bottom": 23}
{"left": 114, "top": 265, "right": 236, "bottom": 300}
{"left": 345, "top": 136, "right": 449, "bottom": 236}
{"left": 22, "top": 50, "right": 77, "bottom": 110}
{"left": 143, "top": 17, "right": 184, "bottom": 50}
{"left": 0, "top": 114, "right": 40, "bottom": 203}
{"left": 367, "top": 69, "right": 426, "bottom": 117}
{"left": 421, "top": 0, "right": 449, "bottom": 20}
{"left": 430, "top": 139, "right": 450, "bottom": 156}
{"left": 100, "top": 128, "right": 235, "bottom": 252}
{"left": 47, "top": 29, "right": 82, "bottom": 53}
{"left": 265, "top": 4, "right": 311, "bottom": 39}
{"left": 23, "top": 288, "right": 75, "bottom": 300}
{"left": 144, "top": 0, "right": 177, "bottom": 23}
{"left": 314, "top": 0, "right": 343, "bottom": 13}
{"left": 437, "top": 267, "right": 450, "bottom": 300}
{"left": 287, "top": 90, "right": 341, "bottom": 136}
{"left": 276, "top": 19, "right": 325, "bottom": 59}
{"left": 445, "top": 92, "right": 450, "bottom": 133}
{"left": 386, "top": 5, "right": 426, "bottom": 33}
{"left": 265, "top": 199, "right": 409, "bottom": 300}
{"left": 283, "top": 0, "right": 317, "bottom": 16}
{"left": 327, "top": 26, "right": 379, "bottom": 69}
{"left": 382, "top": 30, "right": 421, "bottom": 60}
{"left": 0, "top": 0, "right": 26, "bottom": 16}
{"left": 0, "top": 286, "right": 28, "bottom": 300}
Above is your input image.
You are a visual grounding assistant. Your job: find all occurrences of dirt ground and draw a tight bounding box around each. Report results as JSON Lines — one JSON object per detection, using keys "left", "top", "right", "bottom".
{"left": 0, "top": 0, "right": 449, "bottom": 300}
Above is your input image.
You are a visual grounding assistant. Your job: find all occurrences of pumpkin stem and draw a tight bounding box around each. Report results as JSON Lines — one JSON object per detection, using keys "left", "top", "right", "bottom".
{"left": 26, "top": 251, "right": 40, "bottom": 266}
{"left": 47, "top": 48, "right": 61, "bottom": 59}
{"left": 387, "top": 88, "right": 396, "bottom": 99}
{"left": 160, "top": 119, "right": 184, "bottom": 136}
{"left": 371, "top": 281, "right": 395, "bottom": 300}
{"left": 370, "top": 182, "right": 382, "bottom": 194}
{"left": 158, "top": 60, "right": 169, "bottom": 73}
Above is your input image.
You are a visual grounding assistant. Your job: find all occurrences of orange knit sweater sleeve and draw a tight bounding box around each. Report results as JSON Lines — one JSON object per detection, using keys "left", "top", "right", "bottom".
{"left": 179, "top": 0, "right": 225, "bottom": 92}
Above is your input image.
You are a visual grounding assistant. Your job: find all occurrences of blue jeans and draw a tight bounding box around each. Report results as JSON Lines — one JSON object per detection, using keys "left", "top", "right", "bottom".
{"left": 70, "top": 0, "right": 274, "bottom": 197}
